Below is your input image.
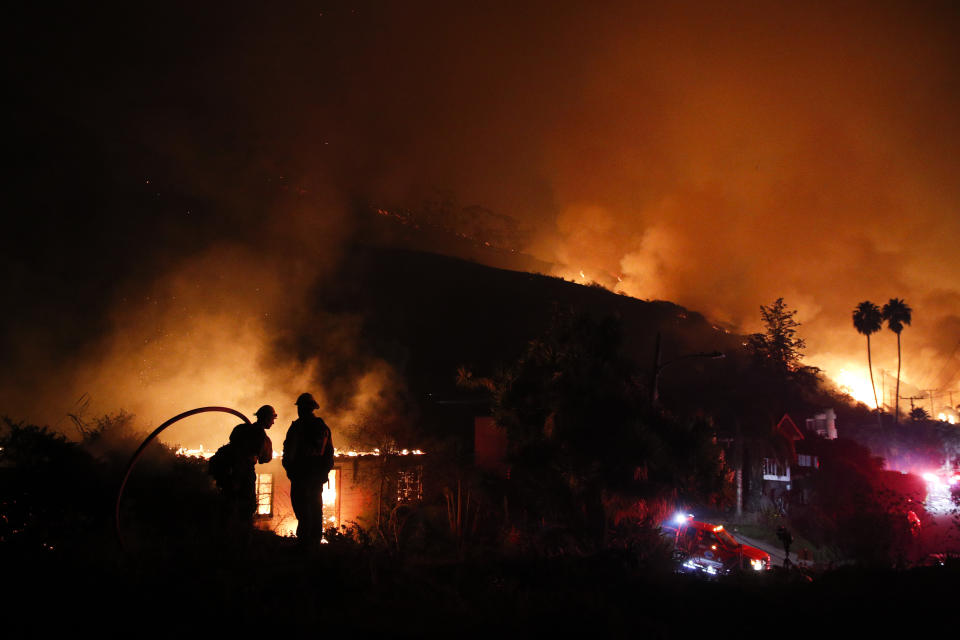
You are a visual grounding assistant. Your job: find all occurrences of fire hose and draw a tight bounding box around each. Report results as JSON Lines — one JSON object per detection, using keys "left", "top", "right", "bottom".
{"left": 114, "top": 406, "right": 250, "bottom": 551}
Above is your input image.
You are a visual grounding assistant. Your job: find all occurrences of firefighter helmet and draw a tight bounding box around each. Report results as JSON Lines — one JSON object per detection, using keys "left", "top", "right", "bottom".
{"left": 254, "top": 404, "right": 277, "bottom": 420}
{"left": 294, "top": 392, "right": 319, "bottom": 410}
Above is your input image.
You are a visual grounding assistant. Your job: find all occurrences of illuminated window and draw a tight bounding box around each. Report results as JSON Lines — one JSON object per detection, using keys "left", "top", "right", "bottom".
{"left": 322, "top": 469, "right": 338, "bottom": 529}
{"left": 397, "top": 466, "right": 423, "bottom": 503}
{"left": 797, "top": 454, "right": 818, "bottom": 468}
{"left": 762, "top": 458, "right": 790, "bottom": 481}
{"left": 256, "top": 473, "right": 273, "bottom": 517}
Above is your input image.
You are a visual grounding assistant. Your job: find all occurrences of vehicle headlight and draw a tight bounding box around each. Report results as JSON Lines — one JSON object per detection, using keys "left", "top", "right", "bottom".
{"left": 750, "top": 558, "right": 764, "bottom": 571}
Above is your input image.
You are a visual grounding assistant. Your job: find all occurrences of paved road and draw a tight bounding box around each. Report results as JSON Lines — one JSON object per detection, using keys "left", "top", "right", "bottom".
{"left": 731, "top": 531, "right": 792, "bottom": 567}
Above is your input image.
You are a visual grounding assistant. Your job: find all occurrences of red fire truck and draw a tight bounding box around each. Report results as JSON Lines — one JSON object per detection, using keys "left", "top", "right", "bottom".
{"left": 664, "top": 514, "right": 771, "bottom": 575}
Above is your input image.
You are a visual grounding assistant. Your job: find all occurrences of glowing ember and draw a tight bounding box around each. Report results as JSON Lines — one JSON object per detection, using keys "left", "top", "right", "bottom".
{"left": 178, "top": 447, "right": 425, "bottom": 460}
{"left": 175, "top": 446, "right": 214, "bottom": 459}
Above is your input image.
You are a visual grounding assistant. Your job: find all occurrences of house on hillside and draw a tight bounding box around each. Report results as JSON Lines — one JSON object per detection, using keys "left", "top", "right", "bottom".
{"left": 760, "top": 413, "right": 826, "bottom": 514}
{"left": 805, "top": 408, "right": 837, "bottom": 439}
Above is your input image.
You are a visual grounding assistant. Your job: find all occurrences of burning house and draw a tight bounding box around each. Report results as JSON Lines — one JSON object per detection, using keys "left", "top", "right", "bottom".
{"left": 180, "top": 446, "right": 427, "bottom": 537}
{"left": 252, "top": 449, "right": 427, "bottom": 537}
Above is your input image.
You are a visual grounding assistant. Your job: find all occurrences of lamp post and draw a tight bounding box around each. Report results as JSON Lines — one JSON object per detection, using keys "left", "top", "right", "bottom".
{"left": 650, "top": 332, "right": 725, "bottom": 405}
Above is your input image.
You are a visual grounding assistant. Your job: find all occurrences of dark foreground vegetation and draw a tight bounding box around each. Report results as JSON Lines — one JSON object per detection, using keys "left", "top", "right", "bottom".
{"left": 3, "top": 415, "right": 959, "bottom": 637}
{"left": 9, "top": 531, "right": 960, "bottom": 637}
{"left": 4, "top": 295, "right": 959, "bottom": 635}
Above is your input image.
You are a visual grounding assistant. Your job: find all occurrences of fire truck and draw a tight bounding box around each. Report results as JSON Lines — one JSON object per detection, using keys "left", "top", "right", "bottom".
{"left": 664, "top": 514, "right": 771, "bottom": 575}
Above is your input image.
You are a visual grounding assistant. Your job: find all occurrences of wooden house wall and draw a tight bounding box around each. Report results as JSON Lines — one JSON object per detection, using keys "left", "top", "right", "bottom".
{"left": 254, "top": 454, "right": 427, "bottom": 537}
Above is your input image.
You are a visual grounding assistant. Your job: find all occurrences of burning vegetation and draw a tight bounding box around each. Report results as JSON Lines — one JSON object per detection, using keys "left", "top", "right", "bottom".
{"left": 4, "top": 1, "right": 960, "bottom": 633}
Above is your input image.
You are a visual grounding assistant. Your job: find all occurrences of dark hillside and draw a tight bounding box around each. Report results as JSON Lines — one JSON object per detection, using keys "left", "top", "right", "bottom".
{"left": 313, "top": 245, "right": 746, "bottom": 412}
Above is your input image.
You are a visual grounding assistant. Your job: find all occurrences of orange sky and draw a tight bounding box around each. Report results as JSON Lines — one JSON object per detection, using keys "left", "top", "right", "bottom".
{"left": 327, "top": 1, "right": 960, "bottom": 405}
{"left": 3, "top": 1, "right": 959, "bottom": 441}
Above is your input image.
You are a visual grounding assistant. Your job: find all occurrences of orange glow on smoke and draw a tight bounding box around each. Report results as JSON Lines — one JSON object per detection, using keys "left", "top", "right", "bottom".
{"left": 832, "top": 367, "right": 879, "bottom": 409}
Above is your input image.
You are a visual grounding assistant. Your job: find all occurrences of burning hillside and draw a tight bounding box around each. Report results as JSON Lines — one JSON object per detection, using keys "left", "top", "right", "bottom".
{"left": 3, "top": 1, "right": 959, "bottom": 437}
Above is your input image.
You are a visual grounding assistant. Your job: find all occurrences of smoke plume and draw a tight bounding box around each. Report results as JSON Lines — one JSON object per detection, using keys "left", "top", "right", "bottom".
{"left": 4, "top": 1, "right": 960, "bottom": 439}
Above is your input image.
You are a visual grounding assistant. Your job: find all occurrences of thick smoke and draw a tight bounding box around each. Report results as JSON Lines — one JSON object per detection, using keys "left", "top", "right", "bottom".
{"left": 5, "top": 1, "right": 960, "bottom": 438}
{"left": 330, "top": 0, "right": 960, "bottom": 400}
{"left": 0, "top": 171, "right": 408, "bottom": 446}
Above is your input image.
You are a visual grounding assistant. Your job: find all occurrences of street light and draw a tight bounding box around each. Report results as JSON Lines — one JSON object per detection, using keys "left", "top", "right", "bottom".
{"left": 650, "top": 332, "right": 725, "bottom": 405}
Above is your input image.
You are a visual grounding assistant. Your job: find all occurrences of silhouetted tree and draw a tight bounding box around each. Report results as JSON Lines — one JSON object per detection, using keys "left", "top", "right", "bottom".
{"left": 853, "top": 301, "right": 883, "bottom": 412}
{"left": 745, "top": 297, "right": 822, "bottom": 411}
{"left": 472, "top": 309, "right": 730, "bottom": 549}
{"left": 748, "top": 298, "right": 807, "bottom": 374}
{"left": 738, "top": 298, "right": 822, "bottom": 511}
{"left": 882, "top": 298, "right": 912, "bottom": 423}
{"left": 909, "top": 406, "right": 930, "bottom": 423}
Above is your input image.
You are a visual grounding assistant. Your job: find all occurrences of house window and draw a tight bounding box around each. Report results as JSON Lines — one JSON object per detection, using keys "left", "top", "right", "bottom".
{"left": 322, "top": 469, "right": 338, "bottom": 529}
{"left": 762, "top": 458, "right": 790, "bottom": 481}
{"left": 256, "top": 473, "right": 273, "bottom": 516}
{"left": 397, "top": 466, "right": 423, "bottom": 503}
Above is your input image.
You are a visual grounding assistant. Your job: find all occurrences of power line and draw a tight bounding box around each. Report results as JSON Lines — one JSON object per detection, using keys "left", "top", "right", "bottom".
{"left": 901, "top": 394, "right": 926, "bottom": 412}
{"left": 925, "top": 337, "right": 960, "bottom": 392}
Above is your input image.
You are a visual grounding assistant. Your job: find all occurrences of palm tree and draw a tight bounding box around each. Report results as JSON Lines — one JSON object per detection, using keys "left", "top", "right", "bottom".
{"left": 882, "top": 298, "right": 912, "bottom": 423}
{"left": 852, "top": 301, "right": 884, "bottom": 412}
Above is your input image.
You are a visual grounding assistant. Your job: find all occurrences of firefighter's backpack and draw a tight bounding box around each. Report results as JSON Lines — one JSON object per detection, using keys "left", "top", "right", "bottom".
{"left": 207, "top": 443, "right": 235, "bottom": 490}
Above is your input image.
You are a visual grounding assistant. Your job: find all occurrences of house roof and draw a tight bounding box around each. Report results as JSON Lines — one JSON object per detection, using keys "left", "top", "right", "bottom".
{"left": 775, "top": 414, "right": 805, "bottom": 441}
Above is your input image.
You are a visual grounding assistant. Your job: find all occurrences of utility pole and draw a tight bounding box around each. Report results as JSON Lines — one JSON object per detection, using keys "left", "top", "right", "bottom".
{"left": 902, "top": 395, "right": 925, "bottom": 419}
{"left": 734, "top": 421, "right": 743, "bottom": 519}
{"left": 925, "top": 389, "right": 936, "bottom": 416}
{"left": 881, "top": 369, "right": 887, "bottom": 413}
{"left": 649, "top": 332, "right": 725, "bottom": 406}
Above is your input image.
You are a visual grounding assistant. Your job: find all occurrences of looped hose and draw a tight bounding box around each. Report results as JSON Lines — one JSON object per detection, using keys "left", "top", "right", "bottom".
{"left": 114, "top": 406, "right": 250, "bottom": 550}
